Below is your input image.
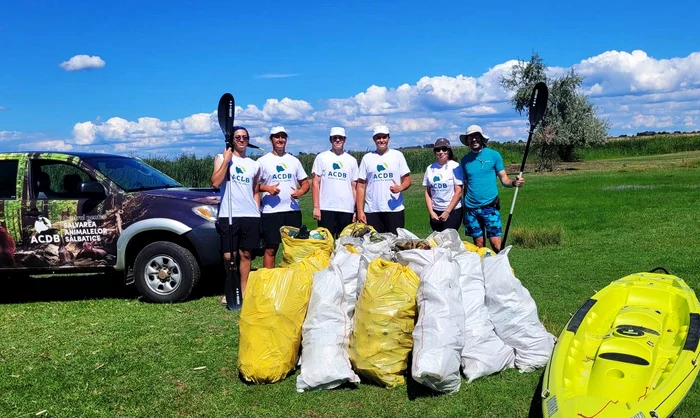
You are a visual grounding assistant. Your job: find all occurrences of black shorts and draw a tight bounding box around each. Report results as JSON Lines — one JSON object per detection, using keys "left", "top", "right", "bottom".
{"left": 365, "top": 210, "right": 405, "bottom": 234}
{"left": 318, "top": 210, "right": 354, "bottom": 238}
{"left": 217, "top": 217, "right": 261, "bottom": 253}
{"left": 429, "top": 207, "right": 464, "bottom": 232}
{"left": 261, "top": 210, "right": 302, "bottom": 247}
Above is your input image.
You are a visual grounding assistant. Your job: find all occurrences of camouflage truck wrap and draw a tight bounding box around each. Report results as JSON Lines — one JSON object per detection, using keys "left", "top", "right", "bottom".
{"left": 0, "top": 152, "right": 222, "bottom": 302}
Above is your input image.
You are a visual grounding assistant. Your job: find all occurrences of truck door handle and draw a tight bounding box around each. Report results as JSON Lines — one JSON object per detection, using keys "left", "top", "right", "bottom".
{"left": 24, "top": 209, "right": 42, "bottom": 217}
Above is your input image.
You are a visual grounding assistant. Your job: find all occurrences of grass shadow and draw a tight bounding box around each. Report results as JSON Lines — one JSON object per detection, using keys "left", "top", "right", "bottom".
{"left": 528, "top": 371, "right": 545, "bottom": 418}
{"left": 0, "top": 272, "right": 138, "bottom": 304}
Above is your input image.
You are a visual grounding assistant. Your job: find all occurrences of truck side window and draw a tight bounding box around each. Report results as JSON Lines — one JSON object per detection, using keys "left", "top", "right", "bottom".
{"left": 0, "top": 160, "right": 19, "bottom": 199}
{"left": 32, "top": 162, "right": 93, "bottom": 200}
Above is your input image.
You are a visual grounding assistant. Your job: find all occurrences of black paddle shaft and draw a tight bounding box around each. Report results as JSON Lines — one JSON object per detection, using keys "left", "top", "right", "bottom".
{"left": 217, "top": 93, "right": 243, "bottom": 310}
{"left": 501, "top": 82, "right": 548, "bottom": 250}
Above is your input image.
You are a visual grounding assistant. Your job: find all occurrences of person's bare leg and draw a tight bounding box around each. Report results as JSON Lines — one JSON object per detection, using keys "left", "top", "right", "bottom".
{"left": 263, "top": 245, "right": 278, "bottom": 269}
{"left": 489, "top": 236, "right": 502, "bottom": 253}
{"left": 473, "top": 236, "right": 485, "bottom": 248}
{"left": 239, "top": 249, "right": 252, "bottom": 296}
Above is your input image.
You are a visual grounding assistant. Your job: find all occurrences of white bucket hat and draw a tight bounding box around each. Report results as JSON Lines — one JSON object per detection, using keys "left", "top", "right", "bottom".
{"left": 459, "top": 125, "right": 490, "bottom": 145}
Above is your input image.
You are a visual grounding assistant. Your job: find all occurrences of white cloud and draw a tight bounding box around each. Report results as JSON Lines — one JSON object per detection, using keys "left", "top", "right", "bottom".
{"left": 60, "top": 55, "right": 106, "bottom": 71}
{"left": 55, "top": 48, "right": 700, "bottom": 156}
{"left": 19, "top": 140, "right": 73, "bottom": 151}
{"left": 0, "top": 105, "right": 6, "bottom": 111}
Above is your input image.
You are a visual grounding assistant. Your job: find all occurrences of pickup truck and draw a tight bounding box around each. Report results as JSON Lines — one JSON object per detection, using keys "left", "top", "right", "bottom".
{"left": 0, "top": 152, "right": 222, "bottom": 302}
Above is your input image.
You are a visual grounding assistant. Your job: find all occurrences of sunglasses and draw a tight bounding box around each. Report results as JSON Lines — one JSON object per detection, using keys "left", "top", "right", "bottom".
{"left": 330, "top": 136, "right": 346, "bottom": 142}
{"left": 234, "top": 135, "right": 249, "bottom": 140}
{"left": 433, "top": 146, "right": 449, "bottom": 153}
{"left": 468, "top": 135, "right": 482, "bottom": 142}
{"left": 373, "top": 135, "right": 389, "bottom": 140}
{"left": 271, "top": 134, "right": 287, "bottom": 139}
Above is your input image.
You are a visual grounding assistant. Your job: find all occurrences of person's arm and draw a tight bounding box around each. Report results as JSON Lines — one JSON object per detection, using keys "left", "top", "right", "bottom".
{"left": 253, "top": 176, "right": 261, "bottom": 209}
{"left": 424, "top": 186, "right": 439, "bottom": 221}
{"left": 211, "top": 151, "right": 231, "bottom": 188}
{"left": 439, "top": 184, "right": 463, "bottom": 221}
{"left": 498, "top": 170, "right": 524, "bottom": 188}
{"left": 291, "top": 177, "right": 310, "bottom": 198}
{"left": 356, "top": 179, "right": 367, "bottom": 223}
{"left": 312, "top": 174, "right": 321, "bottom": 220}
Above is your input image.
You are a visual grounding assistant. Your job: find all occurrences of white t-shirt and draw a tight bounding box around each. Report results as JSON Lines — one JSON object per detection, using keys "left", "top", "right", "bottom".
{"left": 216, "top": 154, "right": 260, "bottom": 218}
{"left": 257, "top": 152, "right": 308, "bottom": 213}
{"left": 311, "top": 150, "right": 358, "bottom": 213}
{"left": 422, "top": 160, "right": 463, "bottom": 211}
{"left": 358, "top": 149, "right": 410, "bottom": 213}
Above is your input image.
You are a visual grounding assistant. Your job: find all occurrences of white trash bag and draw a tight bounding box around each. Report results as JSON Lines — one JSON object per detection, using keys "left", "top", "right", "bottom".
{"left": 455, "top": 251, "right": 515, "bottom": 381}
{"left": 482, "top": 246, "right": 555, "bottom": 372}
{"left": 296, "top": 265, "right": 360, "bottom": 392}
{"left": 411, "top": 248, "right": 465, "bottom": 393}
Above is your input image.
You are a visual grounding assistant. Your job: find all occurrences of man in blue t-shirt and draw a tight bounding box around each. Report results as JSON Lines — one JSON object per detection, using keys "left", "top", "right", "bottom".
{"left": 459, "top": 125, "right": 524, "bottom": 252}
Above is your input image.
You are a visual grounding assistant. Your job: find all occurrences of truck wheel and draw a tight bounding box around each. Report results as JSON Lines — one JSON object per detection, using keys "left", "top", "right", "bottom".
{"left": 133, "top": 241, "right": 200, "bottom": 303}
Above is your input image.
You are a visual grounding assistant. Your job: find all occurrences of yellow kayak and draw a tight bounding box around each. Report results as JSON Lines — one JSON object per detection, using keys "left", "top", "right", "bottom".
{"left": 542, "top": 269, "right": 700, "bottom": 418}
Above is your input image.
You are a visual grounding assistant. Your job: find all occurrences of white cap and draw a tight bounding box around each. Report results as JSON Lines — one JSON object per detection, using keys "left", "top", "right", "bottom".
{"left": 270, "top": 126, "right": 287, "bottom": 135}
{"left": 459, "top": 124, "right": 490, "bottom": 145}
{"left": 373, "top": 125, "right": 390, "bottom": 136}
{"left": 329, "top": 127, "right": 346, "bottom": 137}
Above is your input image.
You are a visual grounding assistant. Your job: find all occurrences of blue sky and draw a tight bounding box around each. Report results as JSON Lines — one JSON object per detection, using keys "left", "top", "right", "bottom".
{"left": 1, "top": 0, "right": 699, "bottom": 157}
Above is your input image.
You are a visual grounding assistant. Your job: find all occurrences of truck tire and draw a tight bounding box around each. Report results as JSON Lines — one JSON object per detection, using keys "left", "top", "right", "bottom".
{"left": 133, "top": 241, "right": 200, "bottom": 303}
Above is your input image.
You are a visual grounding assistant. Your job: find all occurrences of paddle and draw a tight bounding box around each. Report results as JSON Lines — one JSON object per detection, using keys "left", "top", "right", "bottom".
{"left": 217, "top": 93, "right": 242, "bottom": 310}
{"left": 501, "top": 82, "right": 549, "bottom": 249}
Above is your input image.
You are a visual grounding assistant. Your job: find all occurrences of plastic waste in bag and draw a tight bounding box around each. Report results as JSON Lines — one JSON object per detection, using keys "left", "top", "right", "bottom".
{"left": 349, "top": 259, "right": 420, "bottom": 388}
{"left": 238, "top": 266, "right": 313, "bottom": 383}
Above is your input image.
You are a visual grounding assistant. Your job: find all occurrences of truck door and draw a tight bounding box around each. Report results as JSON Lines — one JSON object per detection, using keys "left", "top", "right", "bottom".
{"left": 23, "top": 156, "right": 117, "bottom": 269}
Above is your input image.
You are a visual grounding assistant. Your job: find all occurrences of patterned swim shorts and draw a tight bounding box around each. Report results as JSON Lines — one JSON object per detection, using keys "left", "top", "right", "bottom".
{"left": 464, "top": 206, "right": 502, "bottom": 238}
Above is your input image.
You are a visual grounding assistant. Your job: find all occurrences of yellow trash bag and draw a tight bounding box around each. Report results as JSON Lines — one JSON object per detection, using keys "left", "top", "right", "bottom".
{"left": 463, "top": 241, "right": 494, "bottom": 257}
{"left": 280, "top": 226, "right": 334, "bottom": 266}
{"left": 238, "top": 266, "right": 313, "bottom": 384}
{"left": 339, "top": 222, "right": 375, "bottom": 238}
{"left": 349, "top": 259, "right": 420, "bottom": 388}
{"left": 287, "top": 249, "right": 331, "bottom": 278}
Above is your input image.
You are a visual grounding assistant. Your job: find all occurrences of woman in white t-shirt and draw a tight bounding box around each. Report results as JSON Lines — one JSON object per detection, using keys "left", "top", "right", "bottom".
{"left": 423, "top": 138, "right": 463, "bottom": 232}
{"left": 211, "top": 126, "right": 260, "bottom": 306}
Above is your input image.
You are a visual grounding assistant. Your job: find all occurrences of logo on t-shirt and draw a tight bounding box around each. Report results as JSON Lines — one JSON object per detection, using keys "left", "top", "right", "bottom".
{"left": 272, "top": 162, "right": 293, "bottom": 181}
{"left": 372, "top": 162, "right": 393, "bottom": 180}
{"left": 328, "top": 161, "right": 347, "bottom": 179}
{"left": 432, "top": 174, "right": 442, "bottom": 182}
{"left": 233, "top": 166, "right": 251, "bottom": 184}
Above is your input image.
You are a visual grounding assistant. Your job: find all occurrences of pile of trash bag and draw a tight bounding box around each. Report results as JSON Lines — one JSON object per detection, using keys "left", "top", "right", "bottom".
{"left": 237, "top": 224, "right": 554, "bottom": 393}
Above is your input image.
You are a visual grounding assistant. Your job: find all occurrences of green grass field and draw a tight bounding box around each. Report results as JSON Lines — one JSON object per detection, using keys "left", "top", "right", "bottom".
{"left": 2, "top": 152, "right": 700, "bottom": 417}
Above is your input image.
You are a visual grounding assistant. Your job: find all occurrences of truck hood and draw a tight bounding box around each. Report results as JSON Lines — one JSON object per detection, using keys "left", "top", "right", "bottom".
{"left": 139, "top": 187, "right": 221, "bottom": 205}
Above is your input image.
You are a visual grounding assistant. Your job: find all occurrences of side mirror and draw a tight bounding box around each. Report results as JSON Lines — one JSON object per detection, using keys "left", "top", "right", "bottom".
{"left": 80, "top": 181, "right": 106, "bottom": 199}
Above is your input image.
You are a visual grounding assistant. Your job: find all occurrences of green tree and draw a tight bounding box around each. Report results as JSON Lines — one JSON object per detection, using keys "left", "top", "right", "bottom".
{"left": 500, "top": 53, "right": 609, "bottom": 170}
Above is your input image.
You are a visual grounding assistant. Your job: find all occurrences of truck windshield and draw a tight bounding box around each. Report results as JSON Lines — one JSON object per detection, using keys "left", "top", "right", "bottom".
{"left": 83, "top": 156, "right": 182, "bottom": 192}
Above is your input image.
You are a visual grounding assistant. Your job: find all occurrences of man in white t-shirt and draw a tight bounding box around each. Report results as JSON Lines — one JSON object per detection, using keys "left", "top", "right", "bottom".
{"left": 311, "top": 127, "right": 358, "bottom": 238}
{"left": 211, "top": 126, "right": 260, "bottom": 305}
{"left": 257, "top": 126, "right": 309, "bottom": 268}
{"left": 356, "top": 125, "right": 411, "bottom": 234}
